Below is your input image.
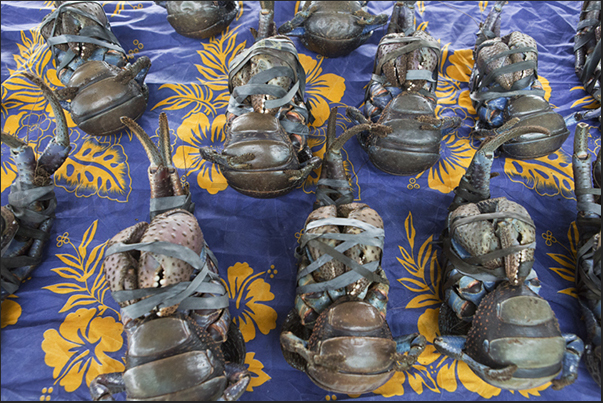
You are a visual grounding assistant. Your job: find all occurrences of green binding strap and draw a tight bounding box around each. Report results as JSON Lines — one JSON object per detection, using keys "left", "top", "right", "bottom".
{"left": 227, "top": 36, "right": 310, "bottom": 137}
{"left": 106, "top": 241, "right": 229, "bottom": 319}
{"left": 42, "top": 1, "right": 125, "bottom": 72}
{"left": 296, "top": 217, "right": 385, "bottom": 294}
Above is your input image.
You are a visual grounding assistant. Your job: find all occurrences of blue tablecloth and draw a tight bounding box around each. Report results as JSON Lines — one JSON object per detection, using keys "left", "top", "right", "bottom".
{"left": 1, "top": 1, "right": 600, "bottom": 401}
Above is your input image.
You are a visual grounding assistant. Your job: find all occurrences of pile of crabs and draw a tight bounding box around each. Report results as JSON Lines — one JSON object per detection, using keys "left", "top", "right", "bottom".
{"left": 1, "top": 1, "right": 600, "bottom": 400}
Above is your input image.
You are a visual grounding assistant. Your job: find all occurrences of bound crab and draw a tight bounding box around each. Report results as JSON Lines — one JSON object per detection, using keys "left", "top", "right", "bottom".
{"left": 573, "top": 122, "right": 601, "bottom": 387}
{"left": 200, "top": 1, "right": 321, "bottom": 198}
{"left": 277, "top": 1, "right": 388, "bottom": 58}
{"left": 40, "top": 1, "right": 151, "bottom": 136}
{"left": 1, "top": 72, "right": 71, "bottom": 302}
{"left": 433, "top": 120, "right": 583, "bottom": 390}
{"left": 469, "top": 1, "right": 570, "bottom": 159}
{"left": 89, "top": 113, "right": 249, "bottom": 401}
{"left": 573, "top": 1, "right": 601, "bottom": 122}
{"left": 353, "top": 1, "right": 461, "bottom": 175}
{"left": 155, "top": 1, "right": 239, "bottom": 39}
{"left": 280, "top": 107, "right": 426, "bottom": 395}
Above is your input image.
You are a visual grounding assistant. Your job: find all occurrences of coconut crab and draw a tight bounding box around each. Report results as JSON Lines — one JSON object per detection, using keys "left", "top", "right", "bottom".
{"left": 469, "top": 1, "right": 570, "bottom": 159}
{"left": 89, "top": 113, "right": 249, "bottom": 401}
{"left": 277, "top": 1, "right": 388, "bottom": 58}
{"left": 574, "top": 1, "right": 601, "bottom": 122}
{"left": 433, "top": 120, "right": 583, "bottom": 390}
{"left": 280, "top": 107, "right": 426, "bottom": 395}
{"left": 354, "top": 1, "right": 461, "bottom": 175}
{"left": 154, "top": 1, "right": 239, "bottom": 39}
{"left": 40, "top": 1, "right": 151, "bottom": 136}
{"left": 1, "top": 72, "right": 71, "bottom": 303}
{"left": 199, "top": 1, "right": 322, "bottom": 198}
{"left": 573, "top": 122, "right": 601, "bottom": 387}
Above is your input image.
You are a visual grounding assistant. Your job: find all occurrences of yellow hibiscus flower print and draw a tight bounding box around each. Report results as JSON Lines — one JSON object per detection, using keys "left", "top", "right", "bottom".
{"left": 299, "top": 53, "right": 346, "bottom": 128}
{"left": 172, "top": 113, "right": 229, "bottom": 194}
{"left": 245, "top": 352, "right": 272, "bottom": 392}
{"left": 224, "top": 262, "right": 277, "bottom": 343}
{"left": 1, "top": 295, "right": 22, "bottom": 328}
{"left": 41, "top": 307, "right": 125, "bottom": 393}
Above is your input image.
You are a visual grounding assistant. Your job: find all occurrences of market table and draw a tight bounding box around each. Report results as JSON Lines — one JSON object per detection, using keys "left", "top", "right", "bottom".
{"left": 1, "top": 1, "right": 600, "bottom": 401}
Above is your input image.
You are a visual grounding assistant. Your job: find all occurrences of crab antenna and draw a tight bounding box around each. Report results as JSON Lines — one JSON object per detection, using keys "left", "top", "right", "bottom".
{"left": 120, "top": 117, "right": 163, "bottom": 167}
{"left": 388, "top": 1, "right": 415, "bottom": 35}
{"left": 158, "top": 112, "right": 171, "bottom": 167}
{"left": 257, "top": 1, "right": 275, "bottom": 40}
{"left": 20, "top": 72, "right": 69, "bottom": 148}
{"left": 476, "top": 0, "right": 506, "bottom": 47}
{"left": 450, "top": 118, "right": 549, "bottom": 211}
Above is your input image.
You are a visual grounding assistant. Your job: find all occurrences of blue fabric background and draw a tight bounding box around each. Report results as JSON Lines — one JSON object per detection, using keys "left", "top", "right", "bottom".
{"left": 1, "top": 1, "right": 600, "bottom": 401}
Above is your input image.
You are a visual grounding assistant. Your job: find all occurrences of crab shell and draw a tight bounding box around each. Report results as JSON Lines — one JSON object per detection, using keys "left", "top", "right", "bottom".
{"left": 448, "top": 197, "right": 535, "bottom": 284}
{"left": 465, "top": 282, "right": 567, "bottom": 390}
{"left": 64, "top": 60, "right": 149, "bottom": 136}
{"left": 474, "top": 33, "right": 569, "bottom": 159}
{"left": 304, "top": 300, "right": 399, "bottom": 394}
{"left": 40, "top": 2, "right": 150, "bottom": 136}
{"left": 364, "top": 30, "right": 444, "bottom": 176}
{"left": 295, "top": 202, "right": 388, "bottom": 327}
{"left": 220, "top": 112, "right": 307, "bottom": 197}
{"left": 163, "top": 1, "right": 239, "bottom": 39}
{"left": 296, "top": 2, "right": 380, "bottom": 58}
{"left": 103, "top": 209, "right": 204, "bottom": 316}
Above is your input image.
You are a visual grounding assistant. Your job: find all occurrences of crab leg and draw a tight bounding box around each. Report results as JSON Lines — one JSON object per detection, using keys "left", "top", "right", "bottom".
{"left": 449, "top": 118, "right": 549, "bottom": 211}
{"left": 121, "top": 115, "right": 174, "bottom": 200}
{"left": 388, "top": 1, "right": 415, "bottom": 35}
{"left": 89, "top": 372, "right": 125, "bottom": 401}
{"left": 476, "top": 1, "right": 505, "bottom": 47}
{"left": 257, "top": 1, "right": 275, "bottom": 41}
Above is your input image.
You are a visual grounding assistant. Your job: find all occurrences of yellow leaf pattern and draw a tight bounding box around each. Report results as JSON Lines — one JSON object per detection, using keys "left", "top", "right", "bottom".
{"left": 543, "top": 222, "right": 579, "bottom": 296}
{"left": 43, "top": 220, "right": 117, "bottom": 316}
{"left": 1, "top": 28, "right": 133, "bottom": 202}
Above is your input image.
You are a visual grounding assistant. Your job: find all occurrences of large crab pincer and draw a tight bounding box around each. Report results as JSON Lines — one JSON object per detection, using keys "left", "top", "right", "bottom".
{"left": 200, "top": 1, "right": 321, "bottom": 198}
{"left": 89, "top": 113, "right": 249, "bottom": 401}
{"left": 433, "top": 121, "right": 583, "bottom": 390}
{"left": 469, "top": 1, "right": 569, "bottom": 159}
{"left": 280, "top": 107, "right": 426, "bottom": 395}
{"left": 40, "top": 1, "right": 151, "bottom": 136}
{"left": 155, "top": 1, "right": 239, "bottom": 39}
{"left": 355, "top": 1, "right": 461, "bottom": 175}
{"left": 573, "top": 122, "right": 601, "bottom": 387}
{"left": 574, "top": 1, "right": 600, "bottom": 120}
{"left": 1, "top": 72, "right": 71, "bottom": 302}
{"left": 277, "top": 1, "right": 388, "bottom": 58}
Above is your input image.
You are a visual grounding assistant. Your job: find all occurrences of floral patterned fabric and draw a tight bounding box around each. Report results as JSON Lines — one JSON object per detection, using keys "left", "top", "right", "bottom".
{"left": 1, "top": 1, "right": 600, "bottom": 401}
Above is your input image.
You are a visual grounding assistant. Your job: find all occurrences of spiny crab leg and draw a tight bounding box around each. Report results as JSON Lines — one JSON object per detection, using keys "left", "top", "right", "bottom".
{"left": 120, "top": 114, "right": 181, "bottom": 200}
{"left": 476, "top": 0, "right": 505, "bottom": 47}
{"left": 449, "top": 117, "right": 550, "bottom": 211}
{"left": 257, "top": 1, "right": 275, "bottom": 41}
{"left": 387, "top": 1, "right": 416, "bottom": 35}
